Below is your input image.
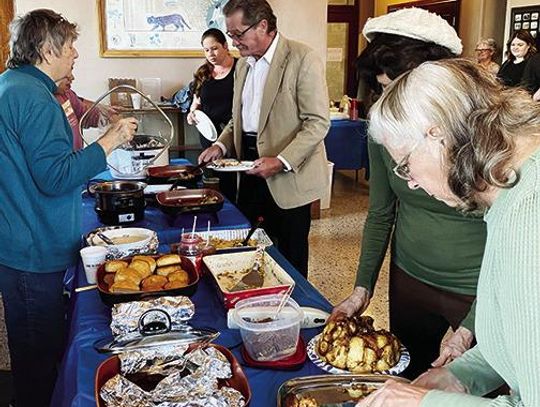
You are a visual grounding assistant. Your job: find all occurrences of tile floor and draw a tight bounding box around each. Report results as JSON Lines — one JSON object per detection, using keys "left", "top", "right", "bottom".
{"left": 0, "top": 169, "right": 391, "bottom": 396}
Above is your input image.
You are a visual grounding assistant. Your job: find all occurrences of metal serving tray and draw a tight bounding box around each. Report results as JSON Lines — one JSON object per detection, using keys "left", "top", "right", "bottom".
{"left": 277, "top": 374, "right": 409, "bottom": 406}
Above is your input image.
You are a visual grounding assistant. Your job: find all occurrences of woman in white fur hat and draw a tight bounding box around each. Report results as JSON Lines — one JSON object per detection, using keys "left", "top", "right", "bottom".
{"left": 331, "top": 8, "right": 488, "bottom": 380}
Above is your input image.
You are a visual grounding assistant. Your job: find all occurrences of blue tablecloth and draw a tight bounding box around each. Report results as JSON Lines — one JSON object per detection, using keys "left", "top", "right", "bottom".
{"left": 325, "top": 119, "right": 369, "bottom": 178}
{"left": 51, "top": 245, "right": 332, "bottom": 407}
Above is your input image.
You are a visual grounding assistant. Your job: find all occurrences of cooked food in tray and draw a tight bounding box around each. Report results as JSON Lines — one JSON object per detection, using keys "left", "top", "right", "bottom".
{"left": 104, "top": 254, "right": 190, "bottom": 293}
{"left": 317, "top": 315, "right": 401, "bottom": 373}
{"left": 209, "top": 237, "right": 256, "bottom": 249}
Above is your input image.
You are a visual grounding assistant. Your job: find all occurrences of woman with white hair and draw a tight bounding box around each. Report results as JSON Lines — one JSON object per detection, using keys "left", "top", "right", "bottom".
{"left": 357, "top": 58, "right": 540, "bottom": 407}
{"left": 475, "top": 38, "right": 499, "bottom": 76}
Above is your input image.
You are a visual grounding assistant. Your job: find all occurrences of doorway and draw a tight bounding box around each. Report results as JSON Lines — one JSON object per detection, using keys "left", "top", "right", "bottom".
{"left": 327, "top": 0, "right": 360, "bottom": 102}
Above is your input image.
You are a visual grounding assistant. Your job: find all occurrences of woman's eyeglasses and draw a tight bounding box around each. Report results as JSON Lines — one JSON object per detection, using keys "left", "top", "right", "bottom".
{"left": 392, "top": 142, "right": 419, "bottom": 181}
{"left": 226, "top": 21, "right": 260, "bottom": 41}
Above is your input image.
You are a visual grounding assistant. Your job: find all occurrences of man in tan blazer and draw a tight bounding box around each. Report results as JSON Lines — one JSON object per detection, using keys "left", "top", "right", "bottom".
{"left": 199, "top": 0, "right": 329, "bottom": 277}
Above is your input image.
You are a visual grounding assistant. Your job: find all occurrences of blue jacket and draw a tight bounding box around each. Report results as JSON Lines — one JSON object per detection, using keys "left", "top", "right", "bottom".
{"left": 0, "top": 65, "right": 107, "bottom": 272}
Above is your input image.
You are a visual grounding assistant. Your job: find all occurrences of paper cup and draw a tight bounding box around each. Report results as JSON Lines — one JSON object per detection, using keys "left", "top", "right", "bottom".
{"left": 80, "top": 246, "right": 108, "bottom": 284}
{"left": 131, "top": 93, "right": 142, "bottom": 109}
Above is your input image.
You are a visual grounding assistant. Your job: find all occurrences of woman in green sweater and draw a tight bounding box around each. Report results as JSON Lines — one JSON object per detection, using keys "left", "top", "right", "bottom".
{"left": 332, "top": 8, "right": 487, "bottom": 379}
{"left": 357, "top": 58, "right": 540, "bottom": 407}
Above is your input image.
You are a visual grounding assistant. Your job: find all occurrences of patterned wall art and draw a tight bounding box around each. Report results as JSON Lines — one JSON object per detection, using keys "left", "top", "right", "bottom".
{"left": 98, "top": 0, "right": 230, "bottom": 57}
{"left": 510, "top": 6, "right": 540, "bottom": 42}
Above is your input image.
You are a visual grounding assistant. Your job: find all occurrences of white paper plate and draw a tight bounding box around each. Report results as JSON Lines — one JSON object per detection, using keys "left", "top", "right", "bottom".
{"left": 307, "top": 333, "right": 410, "bottom": 376}
{"left": 194, "top": 110, "right": 218, "bottom": 141}
{"left": 207, "top": 160, "right": 255, "bottom": 172}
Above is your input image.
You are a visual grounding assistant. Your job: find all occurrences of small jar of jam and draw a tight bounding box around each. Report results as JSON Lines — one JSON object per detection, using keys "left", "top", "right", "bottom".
{"left": 177, "top": 233, "right": 204, "bottom": 274}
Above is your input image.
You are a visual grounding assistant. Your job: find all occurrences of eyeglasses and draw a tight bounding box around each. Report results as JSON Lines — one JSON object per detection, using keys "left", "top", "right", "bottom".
{"left": 226, "top": 21, "right": 260, "bottom": 41}
{"left": 392, "top": 142, "right": 419, "bottom": 181}
{"left": 475, "top": 48, "right": 491, "bottom": 52}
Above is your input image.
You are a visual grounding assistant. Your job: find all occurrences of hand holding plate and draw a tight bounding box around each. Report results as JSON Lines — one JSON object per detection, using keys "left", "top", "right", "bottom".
{"left": 246, "top": 157, "right": 282, "bottom": 178}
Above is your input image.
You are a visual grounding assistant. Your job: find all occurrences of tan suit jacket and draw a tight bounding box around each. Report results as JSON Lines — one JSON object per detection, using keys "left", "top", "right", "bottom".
{"left": 217, "top": 35, "right": 330, "bottom": 209}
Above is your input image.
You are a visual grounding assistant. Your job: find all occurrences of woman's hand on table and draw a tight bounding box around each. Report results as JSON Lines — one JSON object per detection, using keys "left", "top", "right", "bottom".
{"left": 412, "top": 367, "right": 468, "bottom": 393}
{"left": 355, "top": 379, "right": 428, "bottom": 407}
{"left": 97, "top": 117, "right": 138, "bottom": 155}
{"left": 431, "top": 326, "right": 473, "bottom": 367}
{"left": 329, "top": 286, "right": 370, "bottom": 321}
{"left": 198, "top": 145, "right": 223, "bottom": 164}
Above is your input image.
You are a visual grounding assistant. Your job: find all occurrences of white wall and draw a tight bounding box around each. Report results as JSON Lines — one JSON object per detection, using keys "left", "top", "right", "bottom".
{"left": 14, "top": 0, "right": 328, "bottom": 100}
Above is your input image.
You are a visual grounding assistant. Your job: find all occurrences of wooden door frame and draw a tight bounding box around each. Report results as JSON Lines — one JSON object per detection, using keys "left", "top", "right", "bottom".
{"left": 388, "top": 0, "right": 461, "bottom": 31}
{"left": 328, "top": 0, "right": 360, "bottom": 96}
{"left": 0, "top": 0, "right": 15, "bottom": 73}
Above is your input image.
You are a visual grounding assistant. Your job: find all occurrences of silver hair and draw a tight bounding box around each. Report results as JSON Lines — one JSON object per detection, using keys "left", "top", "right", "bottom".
{"left": 476, "top": 38, "right": 497, "bottom": 52}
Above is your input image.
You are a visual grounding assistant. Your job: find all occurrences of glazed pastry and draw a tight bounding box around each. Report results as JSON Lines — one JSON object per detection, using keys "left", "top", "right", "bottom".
{"left": 141, "top": 274, "right": 168, "bottom": 291}
{"left": 167, "top": 270, "right": 189, "bottom": 285}
{"left": 129, "top": 260, "right": 152, "bottom": 279}
{"left": 156, "top": 254, "right": 182, "bottom": 267}
{"left": 156, "top": 265, "right": 183, "bottom": 277}
{"left": 132, "top": 255, "right": 156, "bottom": 272}
{"left": 109, "top": 280, "right": 140, "bottom": 292}
{"left": 105, "top": 260, "right": 129, "bottom": 273}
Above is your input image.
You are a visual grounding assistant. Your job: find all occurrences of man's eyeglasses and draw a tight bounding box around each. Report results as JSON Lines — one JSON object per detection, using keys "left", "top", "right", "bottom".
{"left": 226, "top": 21, "right": 260, "bottom": 41}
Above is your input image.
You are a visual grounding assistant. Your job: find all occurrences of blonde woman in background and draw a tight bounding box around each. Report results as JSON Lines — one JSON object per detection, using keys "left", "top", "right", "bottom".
{"left": 475, "top": 38, "right": 499, "bottom": 76}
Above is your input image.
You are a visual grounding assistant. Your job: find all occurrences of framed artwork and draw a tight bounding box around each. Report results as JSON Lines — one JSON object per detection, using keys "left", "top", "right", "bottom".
{"left": 98, "top": 0, "right": 230, "bottom": 57}
{"left": 511, "top": 6, "right": 540, "bottom": 42}
{"left": 108, "top": 78, "right": 137, "bottom": 106}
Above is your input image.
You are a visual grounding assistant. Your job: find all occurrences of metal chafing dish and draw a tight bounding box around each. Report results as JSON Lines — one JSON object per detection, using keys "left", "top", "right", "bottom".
{"left": 277, "top": 374, "right": 409, "bottom": 406}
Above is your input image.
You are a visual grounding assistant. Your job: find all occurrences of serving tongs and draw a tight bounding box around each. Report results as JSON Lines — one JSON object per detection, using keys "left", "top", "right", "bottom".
{"left": 231, "top": 246, "right": 266, "bottom": 291}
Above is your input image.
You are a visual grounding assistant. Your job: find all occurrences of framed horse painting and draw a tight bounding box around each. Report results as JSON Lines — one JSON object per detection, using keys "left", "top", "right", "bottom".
{"left": 98, "top": 0, "right": 230, "bottom": 57}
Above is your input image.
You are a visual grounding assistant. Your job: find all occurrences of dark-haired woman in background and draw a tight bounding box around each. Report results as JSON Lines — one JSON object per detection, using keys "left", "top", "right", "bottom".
{"left": 497, "top": 29, "right": 537, "bottom": 87}
{"left": 187, "top": 28, "right": 237, "bottom": 200}
{"left": 331, "top": 8, "right": 487, "bottom": 380}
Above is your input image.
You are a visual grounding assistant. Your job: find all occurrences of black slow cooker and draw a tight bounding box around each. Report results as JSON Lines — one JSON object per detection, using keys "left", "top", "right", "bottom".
{"left": 88, "top": 180, "right": 146, "bottom": 225}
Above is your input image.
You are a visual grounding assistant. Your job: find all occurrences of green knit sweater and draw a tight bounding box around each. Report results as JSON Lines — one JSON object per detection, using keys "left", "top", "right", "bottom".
{"left": 356, "top": 141, "right": 487, "bottom": 330}
{"left": 422, "top": 148, "right": 540, "bottom": 406}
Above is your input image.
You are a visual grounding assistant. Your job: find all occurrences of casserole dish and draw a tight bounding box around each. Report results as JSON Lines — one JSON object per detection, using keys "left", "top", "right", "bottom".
{"left": 95, "top": 344, "right": 251, "bottom": 407}
{"left": 155, "top": 188, "right": 224, "bottom": 215}
{"left": 96, "top": 254, "right": 199, "bottom": 306}
{"left": 147, "top": 164, "right": 203, "bottom": 186}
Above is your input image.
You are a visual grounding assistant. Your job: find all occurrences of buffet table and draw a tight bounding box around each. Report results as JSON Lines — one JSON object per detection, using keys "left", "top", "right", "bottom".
{"left": 52, "top": 159, "right": 333, "bottom": 406}
{"left": 324, "top": 119, "right": 369, "bottom": 180}
{"left": 52, "top": 245, "right": 332, "bottom": 407}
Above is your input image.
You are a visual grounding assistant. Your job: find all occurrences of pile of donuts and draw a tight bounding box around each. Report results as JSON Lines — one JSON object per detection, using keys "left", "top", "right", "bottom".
{"left": 104, "top": 254, "right": 191, "bottom": 293}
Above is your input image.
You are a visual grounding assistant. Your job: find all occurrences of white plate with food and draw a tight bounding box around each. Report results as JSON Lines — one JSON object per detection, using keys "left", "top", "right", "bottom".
{"left": 194, "top": 110, "right": 218, "bottom": 141}
{"left": 307, "top": 333, "right": 410, "bottom": 376}
{"left": 207, "top": 159, "right": 255, "bottom": 172}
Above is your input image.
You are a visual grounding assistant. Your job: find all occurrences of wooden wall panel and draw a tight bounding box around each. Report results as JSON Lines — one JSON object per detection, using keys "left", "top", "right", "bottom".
{"left": 0, "top": 0, "right": 15, "bottom": 73}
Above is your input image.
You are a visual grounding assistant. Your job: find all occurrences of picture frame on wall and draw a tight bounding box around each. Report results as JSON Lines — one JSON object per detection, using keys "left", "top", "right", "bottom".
{"left": 511, "top": 6, "right": 540, "bottom": 41}
{"left": 98, "top": 0, "right": 230, "bottom": 57}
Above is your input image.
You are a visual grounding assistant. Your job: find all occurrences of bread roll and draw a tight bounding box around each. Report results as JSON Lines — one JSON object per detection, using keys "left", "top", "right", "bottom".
{"left": 156, "top": 265, "right": 183, "bottom": 276}
{"left": 167, "top": 270, "right": 189, "bottom": 285}
{"left": 132, "top": 255, "right": 156, "bottom": 272}
{"left": 141, "top": 275, "right": 168, "bottom": 291}
{"left": 164, "top": 280, "right": 189, "bottom": 290}
{"left": 114, "top": 267, "right": 142, "bottom": 285}
{"left": 129, "top": 260, "right": 152, "bottom": 279}
{"left": 105, "top": 260, "right": 129, "bottom": 273}
{"left": 109, "top": 281, "right": 140, "bottom": 292}
{"left": 156, "top": 254, "right": 182, "bottom": 267}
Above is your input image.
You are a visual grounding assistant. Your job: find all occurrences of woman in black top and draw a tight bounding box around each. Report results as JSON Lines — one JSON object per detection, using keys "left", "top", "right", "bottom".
{"left": 187, "top": 28, "right": 237, "bottom": 200}
{"left": 497, "top": 29, "right": 536, "bottom": 87}
{"left": 188, "top": 28, "right": 236, "bottom": 149}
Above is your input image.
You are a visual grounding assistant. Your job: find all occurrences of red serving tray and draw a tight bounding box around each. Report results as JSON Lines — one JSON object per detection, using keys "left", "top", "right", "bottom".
{"left": 96, "top": 254, "right": 199, "bottom": 306}
{"left": 95, "top": 344, "right": 251, "bottom": 407}
{"left": 241, "top": 336, "right": 307, "bottom": 370}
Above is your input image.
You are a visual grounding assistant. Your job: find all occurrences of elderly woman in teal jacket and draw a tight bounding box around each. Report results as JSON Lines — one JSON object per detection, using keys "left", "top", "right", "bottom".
{"left": 356, "top": 59, "right": 540, "bottom": 407}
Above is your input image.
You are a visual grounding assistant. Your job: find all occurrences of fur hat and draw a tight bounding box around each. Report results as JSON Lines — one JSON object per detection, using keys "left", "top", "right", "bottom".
{"left": 362, "top": 8, "right": 463, "bottom": 55}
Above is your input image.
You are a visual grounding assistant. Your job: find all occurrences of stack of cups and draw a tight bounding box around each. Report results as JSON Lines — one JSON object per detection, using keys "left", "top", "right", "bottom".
{"left": 80, "top": 246, "right": 108, "bottom": 284}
